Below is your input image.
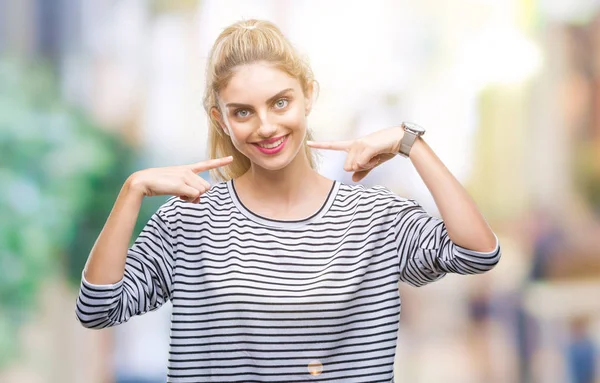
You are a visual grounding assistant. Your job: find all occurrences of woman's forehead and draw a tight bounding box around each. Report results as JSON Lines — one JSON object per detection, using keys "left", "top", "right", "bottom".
{"left": 220, "top": 63, "right": 300, "bottom": 102}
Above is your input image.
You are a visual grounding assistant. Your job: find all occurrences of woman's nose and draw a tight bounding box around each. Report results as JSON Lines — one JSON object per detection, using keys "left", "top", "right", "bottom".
{"left": 257, "top": 116, "right": 277, "bottom": 138}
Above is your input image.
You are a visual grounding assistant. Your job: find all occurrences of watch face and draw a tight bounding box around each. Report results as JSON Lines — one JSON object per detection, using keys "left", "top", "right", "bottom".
{"left": 403, "top": 122, "right": 425, "bottom": 135}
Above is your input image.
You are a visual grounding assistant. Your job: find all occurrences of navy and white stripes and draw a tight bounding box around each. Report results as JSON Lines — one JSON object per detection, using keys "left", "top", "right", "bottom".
{"left": 76, "top": 180, "right": 501, "bottom": 382}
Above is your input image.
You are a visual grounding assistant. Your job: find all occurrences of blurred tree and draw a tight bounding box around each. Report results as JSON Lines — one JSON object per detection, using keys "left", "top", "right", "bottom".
{"left": 0, "top": 58, "right": 160, "bottom": 367}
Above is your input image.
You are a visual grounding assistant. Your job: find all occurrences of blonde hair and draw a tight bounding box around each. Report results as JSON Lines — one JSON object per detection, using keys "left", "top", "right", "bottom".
{"left": 203, "top": 19, "right": 318, "bottom": 182}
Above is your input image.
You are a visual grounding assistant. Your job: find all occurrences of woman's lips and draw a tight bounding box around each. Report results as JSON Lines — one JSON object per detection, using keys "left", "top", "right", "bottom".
{"left": 253, "top": 135, "right": 289, "bottom": 155}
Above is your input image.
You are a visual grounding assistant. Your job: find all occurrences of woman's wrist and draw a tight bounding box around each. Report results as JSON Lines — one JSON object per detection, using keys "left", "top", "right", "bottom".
{"left": 391, "top": 126, "right": 405, "bottom": 154}
{"left": 125, "top": 172, "right": 148, "bottom": 199}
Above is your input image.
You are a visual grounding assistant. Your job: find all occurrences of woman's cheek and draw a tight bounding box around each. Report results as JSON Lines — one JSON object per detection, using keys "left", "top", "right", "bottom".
{"left": 229, "top": 122, "right": 253, "bottom": 142}
{"left": 282, "top": 108, "right": 306, "bottom": 128}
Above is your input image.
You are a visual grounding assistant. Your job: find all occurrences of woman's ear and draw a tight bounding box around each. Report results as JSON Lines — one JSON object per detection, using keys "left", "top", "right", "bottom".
{"left": 211, "top": 107, "right": 230, "bottom": 136}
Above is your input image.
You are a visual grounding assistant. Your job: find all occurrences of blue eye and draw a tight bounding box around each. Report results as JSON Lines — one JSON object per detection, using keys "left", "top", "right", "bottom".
{"left": 235, "top": 109, "right": 250, "bottom": 118}
{"left": 274, "top": 99, "right": 288, "bottom": 109}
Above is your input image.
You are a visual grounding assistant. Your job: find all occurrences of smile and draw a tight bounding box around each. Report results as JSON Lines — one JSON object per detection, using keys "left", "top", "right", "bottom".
{"left": 253, "top": 135, "right": 289, "bottom": 154}
{"left": 257, "top": 136, "right": 286, "bottom": 148}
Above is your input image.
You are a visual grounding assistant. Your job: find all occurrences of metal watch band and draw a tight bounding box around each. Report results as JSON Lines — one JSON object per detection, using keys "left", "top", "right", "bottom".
{"left": 398, "top": 130, "right": 417, "bottom": 157}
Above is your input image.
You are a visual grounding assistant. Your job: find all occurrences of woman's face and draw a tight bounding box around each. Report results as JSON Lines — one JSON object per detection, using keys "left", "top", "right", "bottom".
{"left": 214, "top": 62, "right": 312, "bottom": 172}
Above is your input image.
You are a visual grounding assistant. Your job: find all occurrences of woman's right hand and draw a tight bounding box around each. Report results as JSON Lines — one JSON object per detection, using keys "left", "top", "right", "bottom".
{"left": 128, "top": 156, "right": 233, "bottom": 203}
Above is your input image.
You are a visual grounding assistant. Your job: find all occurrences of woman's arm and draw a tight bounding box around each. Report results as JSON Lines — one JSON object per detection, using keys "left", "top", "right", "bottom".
{"left": 309, "top": 126, "right": 498, "bottom": 253}
{"left": 83, "top": 178, "right": 145, "bottom": 284}
{"left": 76, "top": 157, "right": 232, "bottom": 328}
{"left": 408, "top": 135, "right": 497, "bottom": 253}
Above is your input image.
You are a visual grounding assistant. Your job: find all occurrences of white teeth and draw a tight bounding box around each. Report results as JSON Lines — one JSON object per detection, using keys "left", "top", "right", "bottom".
{"left": 258, "top": 137, "right": 285, "bottom": 149}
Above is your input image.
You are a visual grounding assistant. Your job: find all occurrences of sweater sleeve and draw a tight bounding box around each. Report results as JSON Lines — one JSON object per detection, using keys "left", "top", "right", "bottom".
{"left": 393, "top": 198, "right": 501, "bottom": 287}
{"left": 75, "top": 206, "right": 175, "bottom": 329}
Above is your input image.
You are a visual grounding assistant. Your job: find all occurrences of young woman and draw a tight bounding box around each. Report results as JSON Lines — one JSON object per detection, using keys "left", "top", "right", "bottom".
{"left": 76, "top": 19, "right": 501, "bottom": 382}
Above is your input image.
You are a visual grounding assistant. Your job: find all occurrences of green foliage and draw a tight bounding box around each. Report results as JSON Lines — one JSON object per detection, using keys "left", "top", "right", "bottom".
{"left": 0, "top": 58, "right": 160, "bottom": 367}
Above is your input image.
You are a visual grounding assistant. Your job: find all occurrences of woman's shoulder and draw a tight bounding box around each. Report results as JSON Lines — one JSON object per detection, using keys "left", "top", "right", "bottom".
{"left": 154, "top": 181, "right": 232, "bottom": 217}
{"left": 332, "top": 181, "right": 420, "bottom": 217}
{"left": 337, "top": 182, "right": 413, "bottom": 203}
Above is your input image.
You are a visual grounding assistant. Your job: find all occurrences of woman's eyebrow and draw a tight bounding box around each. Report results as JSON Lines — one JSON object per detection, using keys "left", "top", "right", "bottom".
{"left": 225, "top": 88, "right": 294, "bottom": 109}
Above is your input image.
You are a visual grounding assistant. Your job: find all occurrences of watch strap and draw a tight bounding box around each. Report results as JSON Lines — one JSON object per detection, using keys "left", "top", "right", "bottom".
{"left": 398, "top": 130, "right": 417, "bottom": 157}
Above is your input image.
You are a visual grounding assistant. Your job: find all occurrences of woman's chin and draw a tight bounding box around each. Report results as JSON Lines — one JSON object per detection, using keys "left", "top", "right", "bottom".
{"left": 246, "top": 144, "right": 302, "bottom": 172}
{"left": 256, "top": 158, "right": 292, "bottom": 171}
{"left": 246, "top": 152, "right": 295, "bottom": 172}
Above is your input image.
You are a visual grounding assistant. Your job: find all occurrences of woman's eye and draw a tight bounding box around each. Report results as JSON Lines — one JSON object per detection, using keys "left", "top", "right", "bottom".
{"left": 274, "top": 99, "right": 289, "bottom": 109}
{"left": 235, "top": 109, "right": 250, "bottom": 118}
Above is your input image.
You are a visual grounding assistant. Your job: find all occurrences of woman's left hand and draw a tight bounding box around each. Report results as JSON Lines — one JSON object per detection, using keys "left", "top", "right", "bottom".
{"left": 307, "top": 126, "right": 405, "bottom": 182}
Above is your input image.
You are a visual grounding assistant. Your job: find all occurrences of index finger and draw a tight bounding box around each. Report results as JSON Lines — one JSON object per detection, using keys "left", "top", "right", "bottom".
{"left": 189, "top": 156, "right": 234, "bottom": 173}
{"left": 306, "top": 140, "right": 352, "bottom": 151}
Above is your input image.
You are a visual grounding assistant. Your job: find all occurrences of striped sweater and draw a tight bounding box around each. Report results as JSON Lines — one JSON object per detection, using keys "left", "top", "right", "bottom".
{"left": 76, "top": 180, "right": 501, "bottom": 382}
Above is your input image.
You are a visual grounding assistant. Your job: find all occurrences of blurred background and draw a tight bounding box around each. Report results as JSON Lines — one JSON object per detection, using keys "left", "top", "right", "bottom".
{"left": 1, "top": 0, "right": 599, "bottom": 382}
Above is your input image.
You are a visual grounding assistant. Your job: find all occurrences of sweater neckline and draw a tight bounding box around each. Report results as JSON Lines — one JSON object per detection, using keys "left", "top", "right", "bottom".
{"left": 226, "top": 179, "right": 339, "bottom": 228}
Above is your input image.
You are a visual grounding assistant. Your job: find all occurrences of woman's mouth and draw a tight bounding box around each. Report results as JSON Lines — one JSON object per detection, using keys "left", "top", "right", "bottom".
{"left": 253, "top": 135, "right": 289, "bottom": 155}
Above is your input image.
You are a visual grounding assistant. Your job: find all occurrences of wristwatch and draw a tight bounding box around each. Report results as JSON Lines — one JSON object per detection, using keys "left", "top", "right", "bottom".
{"left": 398, "top": 122, "right": 426, "bottom": 158}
